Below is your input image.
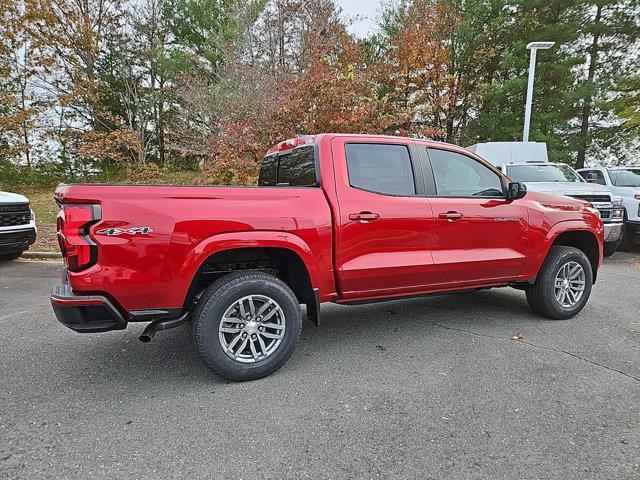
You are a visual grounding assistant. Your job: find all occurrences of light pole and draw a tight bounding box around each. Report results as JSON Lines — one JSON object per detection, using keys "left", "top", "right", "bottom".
{"left": 523, "top": 41, "right": 555, "bottom": 142}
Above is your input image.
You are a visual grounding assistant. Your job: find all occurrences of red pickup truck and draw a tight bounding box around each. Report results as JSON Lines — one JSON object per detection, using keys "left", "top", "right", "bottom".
{"left": 52, "top": 134, "right": 604, "bottom": 380}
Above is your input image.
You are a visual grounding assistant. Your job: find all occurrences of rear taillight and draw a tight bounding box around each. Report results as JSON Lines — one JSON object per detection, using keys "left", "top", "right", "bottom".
{"left": 56, "top": 204, "right": 102, "bottom": 272}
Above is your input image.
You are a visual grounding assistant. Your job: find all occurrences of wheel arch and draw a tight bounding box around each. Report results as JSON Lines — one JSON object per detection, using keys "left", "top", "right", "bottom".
{"left": 548, "top": 229, "right": 600, "bottom": 283}
{"left": 180, "top": 232, "right": 321, "bottom": 324}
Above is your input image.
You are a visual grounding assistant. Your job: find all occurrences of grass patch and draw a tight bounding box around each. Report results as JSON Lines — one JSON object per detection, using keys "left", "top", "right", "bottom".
{"left": 28, "top": 188, "right": 60, "bottom": 252}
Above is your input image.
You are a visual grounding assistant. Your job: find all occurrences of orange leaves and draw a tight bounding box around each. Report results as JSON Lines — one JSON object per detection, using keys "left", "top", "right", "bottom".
{"left": 381, "top": 0, "right": 466, "bottom": 142}
{"left": 194, "top": 23, "right": 408, "bottom": 185}
{"left": 71, "top": 127, "right": 138, "bottom": 164}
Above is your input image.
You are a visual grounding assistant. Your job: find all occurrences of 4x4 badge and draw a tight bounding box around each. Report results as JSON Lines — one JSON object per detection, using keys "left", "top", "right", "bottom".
{"left": 96, "top": 227, "right": 153, "bottom": 236}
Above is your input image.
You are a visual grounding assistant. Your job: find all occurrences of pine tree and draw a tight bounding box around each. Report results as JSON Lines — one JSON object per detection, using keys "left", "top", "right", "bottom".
{"left": 573, "top": 0, "right": 640, "bottom": 167}
{"left": 462, "top": 0, "right": 583, "bottom": 163}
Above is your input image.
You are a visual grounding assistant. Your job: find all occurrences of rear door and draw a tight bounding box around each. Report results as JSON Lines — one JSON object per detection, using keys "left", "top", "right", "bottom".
{"left": 423, "top": 146, "right": 529, "bottom": 285}
{"left": 332, "top": 137, "right": 435, "bottom": 299}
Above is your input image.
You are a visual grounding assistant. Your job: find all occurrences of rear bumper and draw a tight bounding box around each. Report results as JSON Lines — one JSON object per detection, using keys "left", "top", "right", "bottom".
{"left": 0, "top": 227, "right": 36, "bottom": 253}
{"left": 603, "top": 222, "right": 623, "bottom": 243}
{"left": 50, "top": 281, "right": 127, "bottom": 333}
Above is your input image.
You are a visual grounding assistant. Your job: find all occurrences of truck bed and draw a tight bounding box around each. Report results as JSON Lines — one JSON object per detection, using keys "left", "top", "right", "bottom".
{"left": 54, "top": 184, "right": 335, "bottom": 313}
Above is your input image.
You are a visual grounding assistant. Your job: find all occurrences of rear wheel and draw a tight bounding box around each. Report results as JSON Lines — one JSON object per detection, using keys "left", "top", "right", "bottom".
{"left": 525, "top": 246, "right": 593, "bottom": 320}
{"left": 192, "top": 271, "right": 302, "bottom": 381}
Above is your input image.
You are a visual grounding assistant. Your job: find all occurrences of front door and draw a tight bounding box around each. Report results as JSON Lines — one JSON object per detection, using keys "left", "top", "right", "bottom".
{"left": 332, "top": 137, "right": 435, "bottom": 300}
{"left": 424, "top": 147, "right": 529, "bottom": 285}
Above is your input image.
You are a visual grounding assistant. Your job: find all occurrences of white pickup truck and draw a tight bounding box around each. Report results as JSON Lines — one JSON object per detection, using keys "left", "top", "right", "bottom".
{"left": 577, "top": 166, "right": 640, "bottom": 250}
{"left": 0, "top": 191, "right": 37, "bottom": 261}
{"left": 468, "top": 142, "right": 624, "bottom": 257}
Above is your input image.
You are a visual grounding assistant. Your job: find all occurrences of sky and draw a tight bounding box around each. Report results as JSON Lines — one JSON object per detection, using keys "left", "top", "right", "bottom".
{"left": 337, "top": 0, "right": 385, "bottom": 38}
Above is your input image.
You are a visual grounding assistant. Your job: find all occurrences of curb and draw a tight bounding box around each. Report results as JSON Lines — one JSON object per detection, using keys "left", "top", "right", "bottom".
{"left": 22, "top": 251, "right": 62, "bottom": 259}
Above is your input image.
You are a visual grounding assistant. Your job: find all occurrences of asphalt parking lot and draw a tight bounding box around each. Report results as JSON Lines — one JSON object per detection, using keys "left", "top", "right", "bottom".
{"left": 1, "top": 254, "right": 639, "bottom": 479}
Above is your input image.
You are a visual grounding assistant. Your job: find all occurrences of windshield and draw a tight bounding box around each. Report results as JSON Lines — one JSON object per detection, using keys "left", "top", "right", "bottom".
{"left": 608, "top": 168, "right": 640, "bottom": 187}
{"left": 507, "top": 164, "right": 583, "bottom": 183}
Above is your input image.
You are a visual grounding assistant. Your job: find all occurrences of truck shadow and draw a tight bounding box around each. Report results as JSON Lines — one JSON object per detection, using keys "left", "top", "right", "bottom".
{"left": 51, "top": 286, "right": 540, "bottom": 388}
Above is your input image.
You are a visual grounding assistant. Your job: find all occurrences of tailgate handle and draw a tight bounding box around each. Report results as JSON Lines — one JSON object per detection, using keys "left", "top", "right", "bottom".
{"left": 438, "top": 211, "right": 464, "bottom": 221}
{"left": 349, "top": 211, "right": 380, "bottom": 223}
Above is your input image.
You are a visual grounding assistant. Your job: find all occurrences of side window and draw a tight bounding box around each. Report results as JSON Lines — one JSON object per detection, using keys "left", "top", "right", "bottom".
{"left": 345, "top": 143, "right": 415, "bottom": 195}
{"left": 258, "top": 155, "right": 277, "bottom": 186}
{"left": 277, "top": 146, "right": 318, "bottom": 186}
{"left": 580, "top": 170, "right": 606, "bottom": 185}
{"left": 428, "top": 149, "right": 504, "bottom": 197}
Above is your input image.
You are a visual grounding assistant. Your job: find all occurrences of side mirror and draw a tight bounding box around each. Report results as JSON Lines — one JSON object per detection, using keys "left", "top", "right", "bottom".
{"left": 507, "top": 182, "right": 527, "bottom": 200}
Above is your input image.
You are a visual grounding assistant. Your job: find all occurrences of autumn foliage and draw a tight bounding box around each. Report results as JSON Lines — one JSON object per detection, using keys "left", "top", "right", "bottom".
{"left": 383, "top": 1, "right": 466, "bottom": 141}
{"left": 1, "top": 0, "right": 639, "bottom": 188}
{"left": 193, "top": 30, "right": 410, "bottom": 184}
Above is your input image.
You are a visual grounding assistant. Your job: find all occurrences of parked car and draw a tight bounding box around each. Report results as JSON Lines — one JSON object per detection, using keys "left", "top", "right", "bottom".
{"left": 0, "top": 190, "right": 37, "bottom": 261}
{"left": 468, "top": 142, "right": 624, "bottom": 257}
{"left": 51, "top": 134, "right": 604, "bottom": 381}
{"left": 577, "top": 166, "right": 640, "bottom": 250}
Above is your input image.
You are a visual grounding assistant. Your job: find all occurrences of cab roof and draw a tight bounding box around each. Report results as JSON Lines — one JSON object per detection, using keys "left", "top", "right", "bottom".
{"left": 265, "top": 133, "right": 468, "bottom": 156}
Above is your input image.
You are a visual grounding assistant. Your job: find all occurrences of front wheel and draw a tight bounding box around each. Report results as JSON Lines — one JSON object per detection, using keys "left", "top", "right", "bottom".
{"left": 192, "top": 271, "right": 302, "bottom": 381}
{"left": 525, "top": 246, "right": 593, "bottom": 320}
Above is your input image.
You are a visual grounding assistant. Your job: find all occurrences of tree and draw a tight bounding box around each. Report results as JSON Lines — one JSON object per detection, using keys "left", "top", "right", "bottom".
{"left": 99, "top": 0, "right": 174, "bottom": 166}
{"left": 25, "top": 0, "right": 137, "bottom": 168}
{"left": 458, "top": 0, "right": 584, "bottom": 163}
{"left": 380, "top": 0, "right": 467, "bottom": 141}
{"left": 614, "top": 73, "right": 640, "bottom": 132}
{"left": 163, "top": 0, "right": 264, "bottom": 79}
{"left": 573, "top": 0, "right": 640, "bottom": 167}
{"left": 0, "top": 0, "right": 44, "bottom": 167}
{"left": 173, "top": 0, "right": 407, "bottom": 184}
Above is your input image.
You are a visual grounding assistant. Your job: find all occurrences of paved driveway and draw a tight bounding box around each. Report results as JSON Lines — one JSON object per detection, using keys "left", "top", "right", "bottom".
{"left": 1, "top": 254, "right": 639, "bottom": 479}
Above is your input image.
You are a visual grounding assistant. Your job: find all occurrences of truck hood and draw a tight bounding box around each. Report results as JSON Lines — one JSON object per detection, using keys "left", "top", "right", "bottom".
{"left": 524, "top": 181, "right": 610, "bottom": 197}
{"left": 609, "top": 185, "right": 640, "bottom": 197}
{"left": 525, "top": 190, "right": 588, "bottom": 207}
{"left": 0, "top": 191, "right": 29, "bottom": 204}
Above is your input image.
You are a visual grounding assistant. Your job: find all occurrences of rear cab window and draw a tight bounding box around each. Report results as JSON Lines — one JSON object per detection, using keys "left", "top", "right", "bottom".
{"left": 258, "top": 155, "right": 278, "bottom": 186}
{"left": 258, "top": 146, "right": 318, "bottom": 187}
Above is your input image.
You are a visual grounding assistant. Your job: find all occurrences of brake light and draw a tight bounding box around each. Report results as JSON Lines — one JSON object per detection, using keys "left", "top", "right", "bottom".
{"left": 267, "top": 136, "right": 316, "bottom": 155}
{"left": 56, "top": 204, "right": 101, "bottom": 271}
{"left": 277, "top": 138, "right": 300, "bottom": 151}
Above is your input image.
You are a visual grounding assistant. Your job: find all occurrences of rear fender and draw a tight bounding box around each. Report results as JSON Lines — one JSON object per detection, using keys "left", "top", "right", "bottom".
{"left": 179, "top": 230, "right": 322, "bottom": 297}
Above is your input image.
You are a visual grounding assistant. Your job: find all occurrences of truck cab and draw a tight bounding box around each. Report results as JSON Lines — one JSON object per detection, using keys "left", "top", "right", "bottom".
{"left": 468, "top": 142, "right": 624, "bottom": 256}
{"left": 577, "top": 166, "right": 640, "bottom": 250}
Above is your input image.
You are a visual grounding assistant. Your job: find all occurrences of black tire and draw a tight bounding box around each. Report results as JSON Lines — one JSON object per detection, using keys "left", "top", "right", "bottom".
{"left": 192, "top": 271, "right": 302, "bottom": 381}
{"left": 603, "top": 240, "right": 619, "bottom": 258}
{"left": 525, "top": 245, "right": 593, "bottom": 320}
{"left": 0, "top": 251, "right": 23, "bottom": 261}
{"left": 620, "top": 223, "right": 635, "bottom": 252}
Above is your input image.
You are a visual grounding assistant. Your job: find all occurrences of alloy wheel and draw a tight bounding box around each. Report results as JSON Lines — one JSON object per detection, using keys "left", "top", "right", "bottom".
{"left": 554, "top": 261, "right": 586, "bottom": 308}
{"left": 218, "top": 294, "right": 286, "bottom": 363}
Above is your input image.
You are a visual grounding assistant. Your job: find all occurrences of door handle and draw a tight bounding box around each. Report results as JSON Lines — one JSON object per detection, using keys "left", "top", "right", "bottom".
{"left": 349, "top": 211, "right": 380, "bottom": 223}
{"left": 438, "top": 211, "right": 464, "bottom": 221}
